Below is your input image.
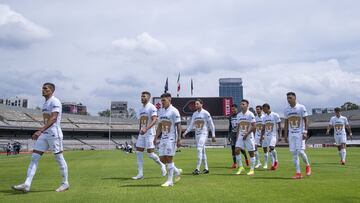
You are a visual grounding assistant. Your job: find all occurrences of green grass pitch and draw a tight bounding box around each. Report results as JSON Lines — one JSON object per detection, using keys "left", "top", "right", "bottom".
{"left": 1, "top": 148, "right": 360, "bottom": 203}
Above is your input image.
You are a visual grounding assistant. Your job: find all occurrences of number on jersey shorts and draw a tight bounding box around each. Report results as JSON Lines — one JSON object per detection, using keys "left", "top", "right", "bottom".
{"left": 159, "top": 139, "right": 176, "bottom": 156}
{"left": 196, "top": 134, "right": 207, "bottom": 148}
{"left": 262, "top": 135, "right": 277, "bottom": 148}
{"left": 334, "top": 134, "right": 347, "bottom": 145}
{"left": 236, "top": 134, "right": 255, "bottom": 151}
{"left": 288, "top": 133, "right": 306, "bottom": 152}
{"left": 34, "top": 133, "right": 63, "bottom": 153}
{"left": 136, "top": 134, "right": 155, "bottom": 149}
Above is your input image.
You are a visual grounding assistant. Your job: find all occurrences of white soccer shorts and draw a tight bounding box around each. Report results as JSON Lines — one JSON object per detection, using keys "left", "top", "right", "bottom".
{"left": 34, "top": 134, "right": 63, "bottom": 154}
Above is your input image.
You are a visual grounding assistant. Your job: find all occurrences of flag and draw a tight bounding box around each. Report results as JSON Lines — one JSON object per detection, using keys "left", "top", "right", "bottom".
{"left": 177, "top": 73, "right": 180, "bottom": 97}
{"left": 164, "top": 77, "right": 168, "bottom": 93}
{"left": 191, "top": 78, "right": 194, "bottom": 96}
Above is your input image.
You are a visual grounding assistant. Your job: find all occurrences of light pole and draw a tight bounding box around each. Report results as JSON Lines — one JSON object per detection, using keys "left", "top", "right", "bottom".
{"left": 108, "top": 106, "right": 112, "bottom": 150}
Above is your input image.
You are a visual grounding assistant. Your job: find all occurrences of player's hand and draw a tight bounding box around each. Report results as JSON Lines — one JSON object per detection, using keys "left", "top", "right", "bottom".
{"left": 177, "top": 140, "right": 181, "bottom": 148}
{"left": 349, "top": 133, "right": 353, "bottom": 140}
{"left": 325, "top": 130, "right": 330, "bottom": 136}
{"left": 153, "top": 138, "right": 157, "bottom": 146}
{"left": 182, "top": 132, "right": 186, "bottom": 138}
{"left": 302, "top": 132, "right": 308, "bottom": 140}
{"left": 140, "top": 127, "right": 147, "bottom": 135}
{"left": 212, "top": 137, "right": 216, "bottom": 143}
{"left": 32, "top": 130, "right": 42, "bottom": 140}
{"left": 243, "top": 135, "right": 247, "bottom": 140}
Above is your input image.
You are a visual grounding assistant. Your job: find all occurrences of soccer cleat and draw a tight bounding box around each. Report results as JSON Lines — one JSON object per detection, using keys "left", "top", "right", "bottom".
{"left": 340, "top": 160, "right": 345, "bottom": 165}
{"left": 11, "top": 183, "right": 30, "bottom": 193}
{"left": 235, "top": 167, "right": 245, "bottom": 175}
{"left": 132, "top": 174, "right": 144, "bottom": 180}
{"left": 55, "top": 183, "right": 70, "bottom": 192}
{"left": 292, "top": 173, "right": 303, "bottom": 179}
{"left": 273, "top": 161, "right": 278, "bottom": 169}
{"left": 245, "top": 159, "right": 249, "bottom": 166}
{"left": 175, "top": 169, "right": 183, "bottom": 183}
{"left": 247, "top": 169, "right": 254, "bottom": 176}
{"left": 231, "top": 163, "right": 237, "bottom": 169}
{"left": 192, "top": 169, "right": 200, "bottom": 175}
{"left": 306, "top": 165, "right": 311, "bottom": 176}
{"left": 161, "top": 181, "right": 173, "bottom": 187}
{"left": 263, "top": 165, "right": 268, "bottom": 169}
{"left": 255, "top": 163, "right": 262, "bottom": 169}
{"left": 202, "top": 169, "right": 209, "bottom": 174}
{"left": 161, "top": 165, "right": 167, "bottom": 176}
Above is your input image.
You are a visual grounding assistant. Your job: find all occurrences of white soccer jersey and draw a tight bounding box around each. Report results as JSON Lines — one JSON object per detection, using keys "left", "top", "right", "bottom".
{"left": 158, "top": 105, "right": 181, "bottom": 141}
{"left": 236, "top": 110, "right": 256, "bottom": 137}
{"left": 263, "top": 112, "right": 281, "bottom": 137}
{"left": 255, "top": 114, "right": 264, "bottom": 137}
{"left": 42, "top": 96, "right": 63, "bottom": 137}
{"left": 329, "top": 116, "right": 349, "bottom": 136}
{"left": 185, "top": 109, "right": 215, "bottom": 137}
{"left": 138, "top": 102, "right": 157, "bottom": 135}
{"left": 284, "top": 103, "right": 308, "bottom": 135}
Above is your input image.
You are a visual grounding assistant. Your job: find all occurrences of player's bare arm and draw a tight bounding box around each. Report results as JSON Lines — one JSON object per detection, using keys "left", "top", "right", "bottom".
{"left": 32, "top": 112, "right": 59, "bottom": 140}
{"left": 140, "top": 115, "right": 157, "bottom": 135}
{"left": 284, "top": 119, "right": 289, "bottom": 143}
{"left": 303, "top": 117, "right": 308, "bottom": 140}
{"left": 176, "top": 122, "right": 182, "bottom": 147}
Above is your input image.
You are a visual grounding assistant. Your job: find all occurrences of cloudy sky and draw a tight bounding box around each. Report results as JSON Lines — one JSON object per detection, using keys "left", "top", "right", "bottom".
{"left": 1, "top": 0, "right": 360, "bottom": 115}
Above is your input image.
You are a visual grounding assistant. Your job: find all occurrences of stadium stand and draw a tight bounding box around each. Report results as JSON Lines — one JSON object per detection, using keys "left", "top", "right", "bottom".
{"left": 1, "top": 104, "right": 360, "bottom": 151}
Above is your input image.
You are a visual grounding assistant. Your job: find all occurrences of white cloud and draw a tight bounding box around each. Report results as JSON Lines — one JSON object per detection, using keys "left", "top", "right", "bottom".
{"left": 0, "top": 4, "right": 50, "bottom": 48}
{"left": 112, "top": 32, "right": 166, "bottom": 55}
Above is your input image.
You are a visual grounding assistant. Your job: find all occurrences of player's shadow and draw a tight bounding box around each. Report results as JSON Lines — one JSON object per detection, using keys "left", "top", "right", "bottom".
{"left": 102, "top": 177, "right": 159, "bottom": 181}
{"left": 0, "top": 189, "right": 54, "bottom": 195}
{"left": 120, "top": 184, "right": 160, "bottom": 188}
{"left": 253, "top": 176, "right": 293, "bottom": 180}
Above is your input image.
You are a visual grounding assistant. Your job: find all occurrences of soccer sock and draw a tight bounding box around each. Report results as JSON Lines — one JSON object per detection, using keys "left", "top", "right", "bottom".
{"left": 236, "top": 154, "right": 243, "bottom": 167}
{"left": 270, "top": 151, "right": 275, "bottom": 165}
{"left": 341, "top": 149, "right": 346, "bottom": 161}
{"left": 255, "top": 151, "right": 260, "bottom": 164}
{"left": 173, "top": 164, "right": 180, "bottom": 175}
{"left": 272, "top": 149, "right": 278, "bottom": 162}
{"left": 148, "top": 152, "right": 164, "bottom": 167}
{"left": 250, "top": 156, "right": 255, "bottom": 170}
{"left": 292, "top": 151, "right": 301, "bottom": 173}
{"left": 264, "top": 152, "right": 268, "bottom": 166}
{"left": 202, "top": 148, "right": 208, "bottom": 170}
{"left": 136, "top": 151, "right": 144, "bottom": 176}
{"left": 25, "top": 153, "right": 41, "bottom": 186}
{"left": 232, "top": 146, "right": 236, "bottom": 164}
{"left": 55, "top": 153, "right": 69, "bottom": 185}
{"left": 299, "top": 150, "right": 310, "bottom": 166}
{"left": 167, "top": 162, "right": 174, "bottom": 183}
{"left": 338, "top": 150, "right": 342, "bottom": 159}
{"left": 196, "top": 147, "right": 202, "bottom": 170}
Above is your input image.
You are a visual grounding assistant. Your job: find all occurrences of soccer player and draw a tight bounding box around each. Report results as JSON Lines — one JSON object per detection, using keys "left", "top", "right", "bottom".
{"left": 12, "top": 83, "right": 69, "bottom": 192}
{"left": 183, "top": 99, "right": 216, "bottom": 175}
{"left": 132, "top": 91, "right": 166, "bottom": 180}
{"left": 284, "top": 92, "right": 311, "bottom": 179}
{"left": 326, "top": 107, "right": 353, "bottom": 165}
{"left": 261, "top": 103, "right": 281, "bottom": 170}
{"left": 228, "top": 104, "right": 249, "bottom": 168}
{"left": 254, "top": 106, "right": 264, "bottom": 169}
{"left": 154, "top": 93, "right": 182, "bottom": 187}
{"left": 234, "top": 99, "right": 257, "bottom": 176}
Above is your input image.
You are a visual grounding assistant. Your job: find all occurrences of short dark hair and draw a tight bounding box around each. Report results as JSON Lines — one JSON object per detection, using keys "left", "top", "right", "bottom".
{"left": 262, "top": 103, "right": 270, "bottom": 109}
{"left": 43, "top": 82, "right": 55, "bottom": 92}
{"left": 256, "top": 105, "right": 263, "bottom": 110}
{"left": 287, "top": 92, "right": 296, "bottom": 97}
{"left": 141, "top": 91, "right": 151, "bottom": 97}
{"left": 231, "top": 104, "right": 238, "bottom": 108}
{"left": 160, "top": 93, "right": 172, "bottom": 98}
{"left": 195, "top": 99, "right": 203, "bottom": 104}
{"left": 241, "top": 99, "right": 249, "bottom": 105}
{"left": 334, "top": 107, "right": 341, "bottom": 112}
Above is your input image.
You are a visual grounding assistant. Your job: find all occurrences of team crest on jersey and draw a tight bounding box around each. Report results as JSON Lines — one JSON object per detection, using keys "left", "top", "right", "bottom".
{"left": 288, "top": 116, "right": 301, "bottom": 129}
{"left": 161, "top": 120, "right": 172, "bottom": 134}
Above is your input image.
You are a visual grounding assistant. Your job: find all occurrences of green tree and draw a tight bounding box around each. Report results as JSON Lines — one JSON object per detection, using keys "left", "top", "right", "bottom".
{"left": 98, "top": 109, "right": 111, "bottom": 117}
{"left": 341, "top": 102, "right": 359, "bottom": 111}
